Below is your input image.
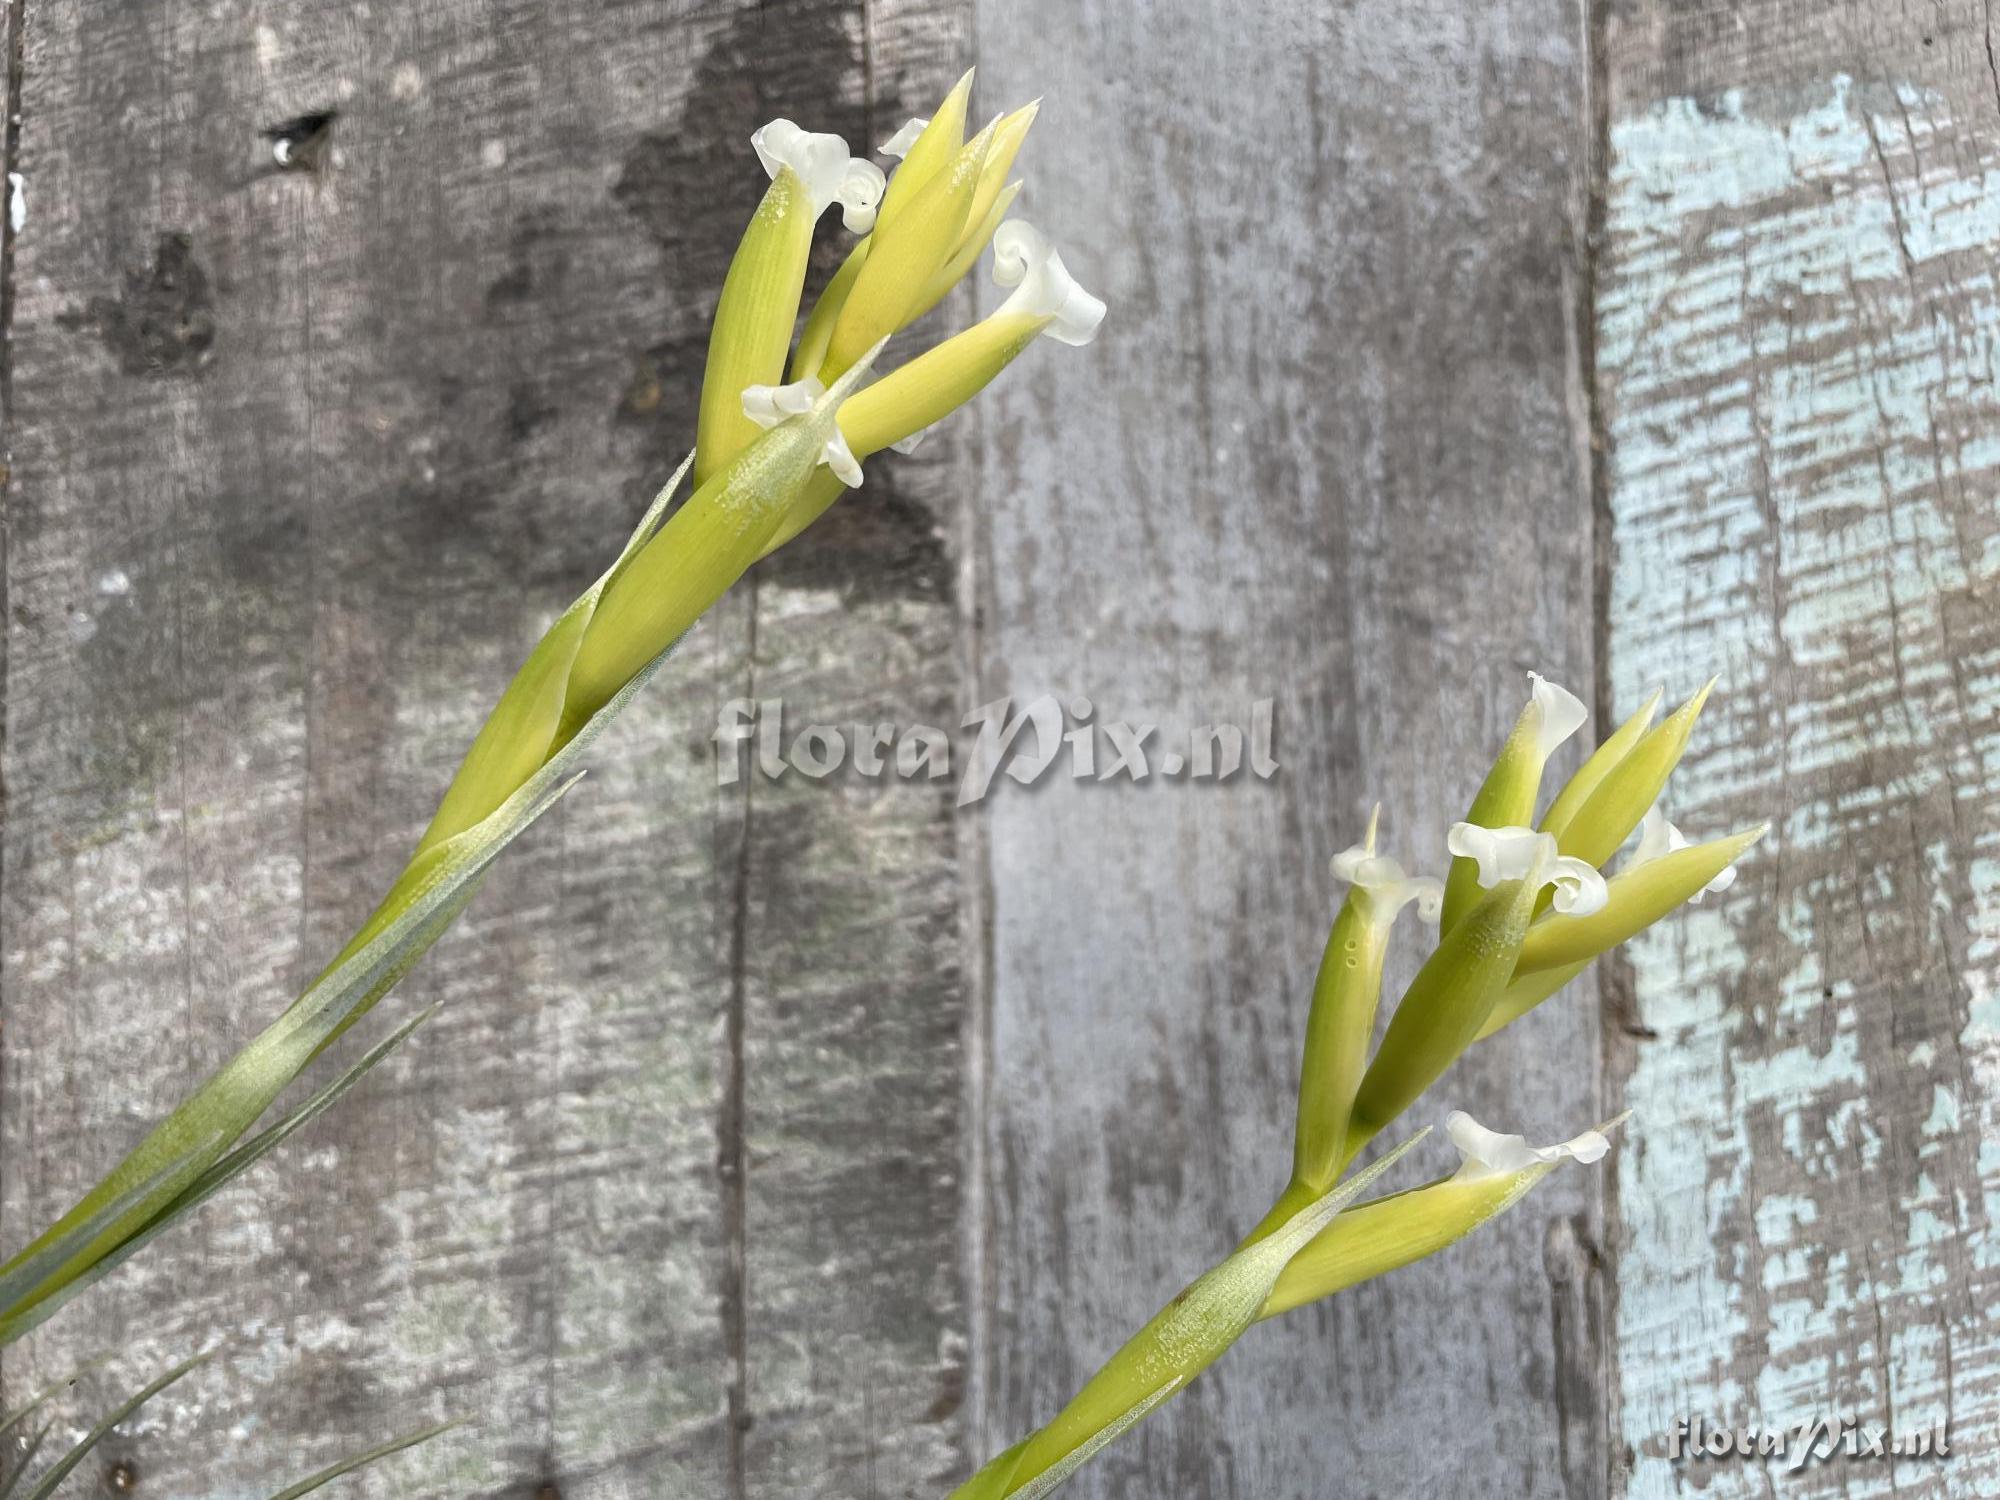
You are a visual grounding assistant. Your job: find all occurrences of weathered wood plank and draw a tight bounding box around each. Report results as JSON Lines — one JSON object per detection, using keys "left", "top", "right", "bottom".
{"left": 0, "top": 2, "right": 975, "bottom": 1495}
{"left": 965, "top": 2, "right": 1606, "bottom": 1494}
{"left": 1596, "top": 3, "right": 2000, "bottom": 1493}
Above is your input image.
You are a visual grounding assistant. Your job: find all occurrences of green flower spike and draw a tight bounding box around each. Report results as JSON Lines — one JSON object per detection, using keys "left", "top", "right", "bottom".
{"left": 1262, "top": 1110, "right": 1629, "bottom": 1319}
{"left": 0, "top": 73, "right": 1107, "bottom": 1349}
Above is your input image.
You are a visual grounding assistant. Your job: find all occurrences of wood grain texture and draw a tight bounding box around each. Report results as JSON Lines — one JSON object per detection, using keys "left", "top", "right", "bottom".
{"left": 1596, "top": 2, "right": 2000, "bottom": 1494}
{"left": 0, "top": 2, "right": 975, "bottom": 1495}
{"left": 964, "top": 2, "right": 1608, "bottom": 1495}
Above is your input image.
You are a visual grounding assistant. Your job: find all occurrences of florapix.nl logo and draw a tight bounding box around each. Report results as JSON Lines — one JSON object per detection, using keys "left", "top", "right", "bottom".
{"left": 713, "top": 695, "right": 1279, "bottom": 806}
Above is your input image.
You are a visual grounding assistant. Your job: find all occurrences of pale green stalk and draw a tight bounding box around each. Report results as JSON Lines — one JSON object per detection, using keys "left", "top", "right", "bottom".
{"left": 954, "top": 1135, "right": 1426, "bottom": 1499}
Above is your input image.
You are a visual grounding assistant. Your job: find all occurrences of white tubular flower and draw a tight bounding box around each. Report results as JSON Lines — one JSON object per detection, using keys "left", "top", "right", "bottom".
{"left": 751, "top": 119, "right": 887, "bottom": 233}
{"left": 1527, "top": 671, "right": 1589, "bottom": 760}
{"left": 743, "top": 377, "right": 866, "bottom": 488}
{"left": 1446, "top": 824, "right": 1608, "bottom": 916}
{"left": 1331, "top": 806, "right": 1443, "bottom": 924}
{"left": 1625, "top": 804, "right": 1738, "bottom": 903}
{"left": 881, "top": 117, "right": 929, "bottom": 158}
{"left": 1445, "top": 1110, "right": 1619, "bottom": 1184}
{"left": 992, "top": 219, "right": 1107, "bottom": 346}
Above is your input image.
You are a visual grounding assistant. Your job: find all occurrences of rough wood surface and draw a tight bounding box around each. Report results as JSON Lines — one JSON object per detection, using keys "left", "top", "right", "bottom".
{"left": 0, "top": 2, "right": 974, "bottom": 1495}
{"left": 965, "top": 2, "right": 1607, "bottom": 1495}
{"left": 1, "top": 0, "right": 1996, "bottom": 1496}
{"left": 1596, "top": 2, "right": 2000, "bottom": 1495}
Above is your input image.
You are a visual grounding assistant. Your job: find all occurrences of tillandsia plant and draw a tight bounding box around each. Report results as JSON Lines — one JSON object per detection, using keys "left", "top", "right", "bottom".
{"left": 953, "top": 672, "right": 1767, "bottom": 1498}
{"left": 0, "top": 70, "right": 1104, "bottom": 1349}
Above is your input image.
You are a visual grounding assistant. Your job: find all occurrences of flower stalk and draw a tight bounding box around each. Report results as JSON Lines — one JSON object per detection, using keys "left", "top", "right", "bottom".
{"left": 960, "top": 672, "right": 1764, "bottom": 1495}
{"left": 0, "top": 73, "right": 1104, "bottom": 1351}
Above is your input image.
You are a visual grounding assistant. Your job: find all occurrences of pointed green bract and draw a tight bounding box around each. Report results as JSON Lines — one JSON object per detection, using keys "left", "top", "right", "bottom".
{"left": 562, "top": 346, "right": 884, "bottom": 726}
{"left": 0, "top": 1008, "right": 438, "bottom": 1348}
{"left": 1556, "top": 678, "right": 1715, "bottom": 870}
{"left": 697, "top": 167, "right": 820, "bottom": 482}
{"left": 1438, "top": 675, "right": 1585, "bottom": 932}
{"left": 1540, "top": 687, "right": 1662, "bottom": 839}
{"left": 1518, "top": 824, "right": 1766, "bottom": 974}
{"left": 1346, "top": 876, "right": 1541, "bottom": 1157}
{"left": 874, "top": 68, "right": 974, "bottom": 236}
{"left": 823, "top": 126, "right": 992, "bottom": 376}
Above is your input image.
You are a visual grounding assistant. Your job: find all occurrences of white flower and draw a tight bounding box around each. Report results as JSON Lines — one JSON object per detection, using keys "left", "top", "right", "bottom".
{"left": 741, "top": 377, "right": 866, "bottom": 488}
{"left": 1445, "top": 1110, "right": 1623, "bottom": 1183}
{"left": 1446, "top": 824, "right": 1608, "bottom": 917}
{"left": 1527, "top": 672, "right": 1588, "bottom": 760}
{"left": 1625, "top": 804, "right": 1738, "bottom": 903}
{"left": 1330, "top": 806, "right": 1443, "bottom": 923}
{"left": 881, "top": 117, "right": 929, "bottom": 158}
{"left": 751, "top": 119, "right": 887, "bottom": 234}
{"left": 992, "top": 219, "right": 1106, "bottom": 346}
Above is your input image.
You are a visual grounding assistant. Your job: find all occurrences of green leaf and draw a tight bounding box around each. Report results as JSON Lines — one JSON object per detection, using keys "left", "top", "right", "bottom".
{"left": 0, "top": 475, "right": 697, "bottom": 1340}
{"left": 0, "top": 1008, "right": 437, "bottom": 1347}
{"left": 18, "top": 1352, "right": 209, "bottom": 1500}
{"left": 264, "top": 1418, "right": 462, "bottom": 1499}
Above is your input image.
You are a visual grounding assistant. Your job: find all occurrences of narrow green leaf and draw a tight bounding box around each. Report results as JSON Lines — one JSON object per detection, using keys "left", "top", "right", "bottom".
{"left": 0, "top": 1425, "right": 49, "bottom": 1500}
{"left": 20, "top": 1352, "right": 210, "bottom": 1500}
{"left": 0, "top": 1360, "right": 110, "bottom": 1444}
{"left": 0, "top": 1008, "right": 438, "bottom": 1347}
{"left": 264, "top": 1418, "right": 462, "bottom": 1500}
{"left": 1, "top": 532, "right": 693, "bottom": 1337}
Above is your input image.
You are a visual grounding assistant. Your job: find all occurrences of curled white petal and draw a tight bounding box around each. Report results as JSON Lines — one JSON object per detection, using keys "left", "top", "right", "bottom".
{"left": 835, "top": 159, "right": 886, "bottom": 233}
{"left": 822, "top": 426, "right": 864, "bottom": 488}
{"left": 1446, "top": 1111, "right": 1613, "bottom": 1184}
{"left": 1447, "top": 824, "right": 1554, "bottom": 888}
{"left": 891, "top": 427, "right": 930, "bottom": 456}
{"left": 1527, "top": 672, "right": 1588, "bottom": 762}
{"left": 1331, "top": 807, "right": 1444, "bottom": 923}
{"left": 1548, "top": 856, "right": 1608, "bottom": 916}
{"left": 742, "top": 377, "right": 826, "bottom": 431}
{"left": 743, "top": 376, "right": 865, "bottom": 486}
{"left": 881, "top": 117, "right": 929, "bottom": 158}
{"left": 991, "top": 219, "right": 1106, "bottom": 347}
{"left": 751, "top": 118, "right": 884, "bottom": 231}
{"left": 1625, "top": 802, "right": 1736, "bottom": 903}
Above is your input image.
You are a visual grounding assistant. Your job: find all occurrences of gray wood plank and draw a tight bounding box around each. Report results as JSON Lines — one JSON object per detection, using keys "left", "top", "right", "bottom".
{"left": 964, "top": 2, "right": 1608, "bottom": 1495}
{"left": 0, "top": 3, "right": 976, "bottom": 1495}
{"left": 1595, "top": 3, "right": 2000, "bottom": 1494}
